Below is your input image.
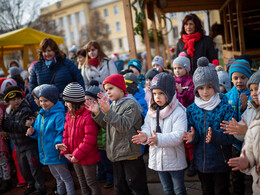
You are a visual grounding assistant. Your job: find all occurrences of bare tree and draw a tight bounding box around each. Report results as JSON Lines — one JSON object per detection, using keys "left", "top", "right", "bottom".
{"left": 0, "top": 0, "right": 39, "bottom": 33}
{"left": 80, "top": 10, "right": 112, "bottom": 51}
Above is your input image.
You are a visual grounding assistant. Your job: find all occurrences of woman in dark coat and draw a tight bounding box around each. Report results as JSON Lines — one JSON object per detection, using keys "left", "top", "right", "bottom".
{"left": 176, "top": 14, "right": 217, "bottom": 75}
{"left": 29, "top": 38, "right": 84, "bottom": 100}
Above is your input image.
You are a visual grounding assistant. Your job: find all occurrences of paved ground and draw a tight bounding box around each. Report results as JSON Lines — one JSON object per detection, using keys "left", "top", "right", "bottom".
{"left": 3, "top": 153, "right": 253, "bottom": 195}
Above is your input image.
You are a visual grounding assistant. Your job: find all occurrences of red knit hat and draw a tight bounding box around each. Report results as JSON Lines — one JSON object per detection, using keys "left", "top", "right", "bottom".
{"left": 103, "top": 74, "right": 126, "bottom": 94}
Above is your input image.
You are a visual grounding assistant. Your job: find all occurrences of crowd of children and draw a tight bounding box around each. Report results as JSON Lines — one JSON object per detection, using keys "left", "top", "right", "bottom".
{"left": 0, "top": 40, "right": 259, "bottom": 195}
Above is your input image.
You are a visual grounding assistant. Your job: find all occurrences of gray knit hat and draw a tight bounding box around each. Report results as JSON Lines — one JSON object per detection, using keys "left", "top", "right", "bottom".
{"left": 150, "top": 72, "right": 175, "bottom": 103}
{"left": 173, "top": 56, "right": 191, "bottom": 72}
{"left": 193, "top": 57, "right": 220, "bottom": 97}
{"left": 32, "top": 84, "right": 52, "bottom": 99}
{"left": 247, "top": 69, "right": 260, "bottom": 89}
{"left": 63, "top": 82, "right": 85, "bottom": 103}
{"left": 152, "top": 56, "right": 164, "bottom": 69}
{"left": 216, "top": 66, "right": 231, "bottom": 92}
{"left": 124, "top": 73, "right": 138, "bottom": 95}
{"left": 145, "top": 68, "right": 159, "bottom": 80}
{"left": 39, "top": 85, "right": 59, "bottom": 104}
{"left": 85, "top": 80, "right": 101, "bottom": 99}
{"left": 9, "top": 67, "right": 21, "bottom": 77}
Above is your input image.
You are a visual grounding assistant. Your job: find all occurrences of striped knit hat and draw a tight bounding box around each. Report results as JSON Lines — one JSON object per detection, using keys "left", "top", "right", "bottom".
{"left": 229, "top": 59, "right": 252, "bottom": 79}
{"left": 62, "top": 82, "right": 85, "bottom": 103}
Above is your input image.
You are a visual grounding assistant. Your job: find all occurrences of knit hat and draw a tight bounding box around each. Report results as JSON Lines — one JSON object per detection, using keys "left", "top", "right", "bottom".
{"left": 193, "top": 57, "right": 220, "bottom": 97}
{"left": 216, "top": 66, "right": 231, "bottom": 92}
{"left": 173, "top": 56, "right": 190, "bottom": 72}
{"left": 237, "top": 54, "right": 252, "bottom": 66}
{"left": 9, "top": 60, "right": 20, "bottom": 68}
{"left": 225, "top": 57, "right": 235, "bottom": 72}
{"left": 247, "top": 69, "right": 260, "bottom": 89}
{"left": 9, "top": 67, "right": 21, "bottom": 77}
{"left": 39, "top": 85, "right": 59, "bottom": 104}
{"left": 69, "top": 45, "right": 77, "bottom": 54}
{"left": 32, "top": 84, "right": 51, "bottom": 99}
{"left": 85, "top": 80, "right": 101, "bottom": 99}
{"left": 103, "top": 74, "right": 127, "bottom": 94}
{"left": 152, "top": 56, "right": 164, "bottom": 69}
{"left": 145, "top": 68, "right": 159, "bottom": 80}
{"left": 229, "top": 59, "right": 252, "bottom": 80}
{"left": 128, "top": 59, "right": 142, "bottom": 72}
{"left": 63, "top": 82, "right": 85, "bottom": 103}
{"left": 124, "top": 73, "right": 138, "bottom": 95}
{"left": 3, "top": 86, "right": 23, "bottom": 102}
{"left": 150, "top": 72, "right": 175, "bottom": 103}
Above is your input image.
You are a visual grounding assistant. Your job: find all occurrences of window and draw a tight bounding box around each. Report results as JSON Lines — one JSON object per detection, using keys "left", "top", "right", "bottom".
{"left": 116, "top": 21, "right": 121, "bottom": 32}
{"left": 104, "top": 8, "right": 108, "bottom": 18}
{"left": 118, "top": 38, "right": 123, "bottom": 49}
{"left": 106, "top": 24, "right": 110, "bottom": 34}
{"left": 173, "top": 26, "right": 178, "bottom": 39}
{"left": 114, "top": 5, "right": 119, "bottom": 15}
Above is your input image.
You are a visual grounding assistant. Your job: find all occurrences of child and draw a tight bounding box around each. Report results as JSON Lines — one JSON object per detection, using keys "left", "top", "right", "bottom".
{"left": 128, "top": 59, "right": 145, "bottom": 88}
{"left": 132, "top": 72, "right": 188, "bottom": 195}
{"left": 144, "top": 68, "right": 159, "bottom": 105}
{"left": 152, "top": 56, "right": 165, "bottom": 73}
{"left": 85, "top": 74, "right": 149, "bottom": 195}
{"left": 124, "top": 72, "right": 148, "bottom": 118}
{"left": 56, "top": 82, "right": 102, "bottom": 195}
{"left": 221, "top": 70, "right": 260, "bottom": 141}
{"left": 85, "top": 80, "right": 114, "bottom": 189}
{"left": 172, "top": 55, "right": 196, "bottom": 177}
{"left": 228, "top": 82, "right": 260, "bottom": 194}
{"left": 1, "top": 86, "right": 46, "bottom": 195}
{"left": 183, "top": 57, "right": 236, "bottom": 195}
{"left": 225, "top": 58, "right": 252, "bottom": 194}
{"left": 26, "top": 85, "right": 75, "bottom": 195}
{"left": 216, "top": 66, "right": 231, "bottom": 93}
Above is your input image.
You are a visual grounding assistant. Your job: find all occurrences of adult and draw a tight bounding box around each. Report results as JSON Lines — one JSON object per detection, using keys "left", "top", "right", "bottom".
{"left": 81, "top": 40, "right": 118, "bottom": 92}
{"left": 29, "top": 38, "right": 84, "bottom": 100}
{"left": 176, "top": 13, "right": 217, "bottom": 75}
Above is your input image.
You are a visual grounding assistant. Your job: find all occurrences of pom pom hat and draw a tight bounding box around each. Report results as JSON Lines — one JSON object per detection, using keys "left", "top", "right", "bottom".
{"left": 103, "top": 74, "right": 127, "bottom": 94}
{"left": 193, "top": 57, "right": 220, "bottom": 97}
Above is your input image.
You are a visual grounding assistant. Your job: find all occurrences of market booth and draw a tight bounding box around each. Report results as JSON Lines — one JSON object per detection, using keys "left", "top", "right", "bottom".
{"left": 0, "top": 27, "right": 64, "bottom": 76}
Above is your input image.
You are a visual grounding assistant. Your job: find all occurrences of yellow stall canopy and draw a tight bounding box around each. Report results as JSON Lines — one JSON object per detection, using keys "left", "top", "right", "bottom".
{"left": 0, "top": 27, "right": 64, "bottom": 76}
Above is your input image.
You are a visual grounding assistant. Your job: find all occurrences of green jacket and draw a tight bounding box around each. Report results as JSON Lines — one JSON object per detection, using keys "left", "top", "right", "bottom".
{"left": 97, "top": 127, "right": 106, "bottom": 149}
{"left": 93, "top": 98, "right": 142, "bottom": 162}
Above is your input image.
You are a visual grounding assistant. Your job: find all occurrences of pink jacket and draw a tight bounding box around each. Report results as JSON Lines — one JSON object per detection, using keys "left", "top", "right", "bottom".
{"left": 175, "top": 74, "right": 194, "bottom": 108}
{"left": 61, "top": 107, "right": 101, "bottom": 165}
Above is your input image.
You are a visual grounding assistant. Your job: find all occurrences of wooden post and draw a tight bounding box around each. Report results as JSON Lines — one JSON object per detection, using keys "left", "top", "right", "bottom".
{"left": 223, "top": 9, "right": 230, "bottom": 44}
{"left": 142, "top": 16, "right": 152, "bottom": 70}
{"left": 23, "top": 45, "right": 29, "bottom": 70}
{"left": 29, "top": 45, "right": 38, "bottom": 60}
{"left": 0, "top": 46, "right": 8, "bottom": 76}
{"left": 228, "top": 3, "right": 237, "bottom": 51}
{"left": 122, "top": 0, "right": 137, "bottom": 59}
{"left": 236, "top": 0, "right": 245, "bottom": 53}
{"left": 149, "top": 2, "right": 160, "bottom": 56}
{"left": 162, "top": 14, "right": 171, "bottom": 65}
{"left": 156, "top": 10, "right": 167, "bottom": 68}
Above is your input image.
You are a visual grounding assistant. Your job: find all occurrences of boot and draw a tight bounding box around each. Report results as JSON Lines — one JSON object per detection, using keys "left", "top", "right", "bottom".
{"left": 187, "top": 160, "right": 197, "bottom": 177}
{"left": 0, "top": 180, "right": 12, "bottom": 193}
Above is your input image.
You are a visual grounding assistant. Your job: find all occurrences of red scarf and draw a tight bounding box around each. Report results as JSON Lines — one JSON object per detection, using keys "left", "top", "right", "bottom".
{"left": 182, "top": 32, "right": 202, "bottom": 58}
{"left": 89, "top": 58, "right": 99, "bottom": 68}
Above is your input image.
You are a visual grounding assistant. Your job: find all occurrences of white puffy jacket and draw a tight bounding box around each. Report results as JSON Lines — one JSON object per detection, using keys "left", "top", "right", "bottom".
{"left": 141, "top": 103, "right": 187, "bottom": 171}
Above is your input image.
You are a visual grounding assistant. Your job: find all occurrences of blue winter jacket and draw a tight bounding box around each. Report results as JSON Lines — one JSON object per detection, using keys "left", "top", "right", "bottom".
{"left": 29, "top": 55, "right": 85, "bottom": 99}
{"left": 134, "top": 85, "right": 148, "bottom": 117}
{"left": 187, "top": 95, "right": 236, "bottom": 173}
{"left": 30, "top": 101, "right": 68, "bottom": 165}
{"left": 225, "top": 86, "right": 252, "bottom": 122}
{"left": 137, "top": 74, "right": 145, "bottom": 88}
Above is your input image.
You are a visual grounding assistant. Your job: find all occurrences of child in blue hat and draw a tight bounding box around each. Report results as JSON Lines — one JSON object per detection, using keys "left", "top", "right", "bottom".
{"left": 128, "top": 59, "right": 145, "bottom": 88}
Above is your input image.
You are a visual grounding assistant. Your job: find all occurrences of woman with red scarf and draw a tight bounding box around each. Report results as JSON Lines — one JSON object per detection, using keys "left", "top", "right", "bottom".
{"left": 81, "top": 41, "right": 118, "bottom": 92}
{"left": 176, "top": 14, "right": 217, "bottom": 75}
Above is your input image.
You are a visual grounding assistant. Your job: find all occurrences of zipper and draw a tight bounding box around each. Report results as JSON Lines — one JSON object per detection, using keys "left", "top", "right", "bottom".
{"left": 40, "top": 115, "right": 46, "bottom": 165}
{"left": 236, "top": 92, "right": 240, "bottom": 121}
{"left": 203, "top": 110, "right": 207, "bottom": 172}
{"left": 220, "top": 145, "right": 227, "bottom": 163}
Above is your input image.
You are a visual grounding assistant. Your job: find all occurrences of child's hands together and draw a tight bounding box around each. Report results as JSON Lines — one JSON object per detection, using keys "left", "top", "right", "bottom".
{"left": 55, "top": 143, "right": 67, "bottom": 151}
{"left": 206, "top": 127, "right": 212, "bottom": 143}
{"left": 220, "top": 118, "right": 247, "bottom": 135}
{"left": 240, "top": 93, "right": 248, "bottom": 112}
{"left": 183, "top": 127, "right": 195, "bottom": 144}
{"left": 26, "top": 126, "right": 35, "bottom": 136}
{"left": 25, "top": 116, "right": 36, "bottom": 127}
{"left": 85, "top": 99, "right": 100, "bottom": 114}
{"left": 147, "top": 130, "right": 157, "bottom": 146}
{"left": 176, "top": 83, "right": 183, "bottom": 94}
{"left": 132, "top": 130, "right": 147, "bottom": 144}
{"left": 228, "top": 150, "right": 249, "bottom": 171}
{"left": 64, "top": 154, "right": 78, "bottom": 163}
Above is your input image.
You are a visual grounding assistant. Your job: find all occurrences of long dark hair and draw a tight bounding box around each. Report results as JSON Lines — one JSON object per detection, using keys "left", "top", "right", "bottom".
{"left": 69, "top": 102, "right": 85, "bottom": 116}
{"left": 84, "top": 40, "right": 107, "bottom": 66}
{"left": 38, "top": 38, "right": 64, "bottom": 61}
{"left": 180, "top": 14, "right": 204, "bottom": 36}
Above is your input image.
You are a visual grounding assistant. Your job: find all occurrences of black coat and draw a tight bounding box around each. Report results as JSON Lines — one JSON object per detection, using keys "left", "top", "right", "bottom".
{"left": 3, "top": 100, "right": 37, "bottom": 152}
{"left": 176, "top": 36, "right": 217, "bottom": 75}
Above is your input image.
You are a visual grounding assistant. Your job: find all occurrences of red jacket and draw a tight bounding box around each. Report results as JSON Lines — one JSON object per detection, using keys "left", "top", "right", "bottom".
{"left": 61, "top": 107, "right": 100, "bottom": 165}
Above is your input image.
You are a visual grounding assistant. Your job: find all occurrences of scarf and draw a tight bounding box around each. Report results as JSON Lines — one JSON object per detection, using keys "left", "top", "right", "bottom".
{"left": 195, "top": 93, "right": 221, "bottom": 111}
{"left": 44, "top": 55, "right": 56, "bottom": 67}
{"left": 182, "top": 32, "right": 202, "bottom": 58}
{"left": 89, "top": 58, "right": 99, "bottom": 68}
